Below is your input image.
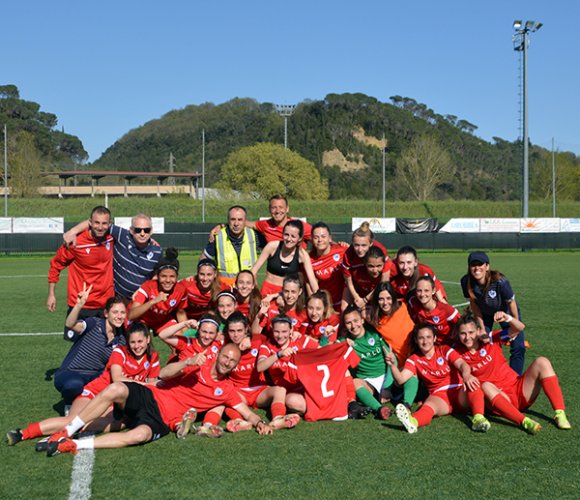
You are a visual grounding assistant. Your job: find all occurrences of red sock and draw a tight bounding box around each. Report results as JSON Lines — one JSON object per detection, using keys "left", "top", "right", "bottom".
{"left": 412, "top": 405, "right": 435, "bottom": 427}
{"left": 490, "top": 394, "right": 525, "bottom": 425}
{"left": 202, "top": 411, "right": 222, "bottom": 426}
{"left": 541, "top": 376, "right": 565, "bottom": 411}
{"left": 22, "top": 422, "right": 43, "bottom": 440}
{"left": 467, "top": 387, "right": 485, "bottom": 415}
{"left": 224, "top": 408, "right": 242, "bottom": 420}
{"left": 345, "top": 376, "right": 356, "bottom": 402}
{"left": 271, "top": 402, "right": 286, "bottom": 419}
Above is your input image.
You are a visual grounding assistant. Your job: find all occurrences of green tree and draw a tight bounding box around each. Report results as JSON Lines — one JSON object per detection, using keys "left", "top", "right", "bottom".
{"left": 9, "top": 131, "right": 43, "bottom": 197}
{"left": 396, "top": 135, "right": 454, "bottom": 201}
{"left": 217, "top": 143, "right": 329, "bottom": 200}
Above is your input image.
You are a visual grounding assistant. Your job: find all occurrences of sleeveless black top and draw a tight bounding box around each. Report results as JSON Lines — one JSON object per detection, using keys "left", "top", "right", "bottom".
{"left": 266, "top": 242, "right": 300, "bottom": 277}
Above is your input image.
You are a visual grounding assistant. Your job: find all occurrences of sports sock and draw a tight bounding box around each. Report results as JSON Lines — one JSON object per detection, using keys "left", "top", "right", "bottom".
{"left": 271, "top": 402, "right": 286, "bottom": 419}
{"left": 22, "top": 422, "right": 43, "bottom": 440}
{"left": 202, "top": 411, "right": 222, "bottom": 427}
{"left": 490, "top": 394, "right": 525, "bottom": 425}
{"left": 74, "top": 437, "right": 95, "bottom": 450}
{"left": 345, "top": 376, "right": 356, "bottom": 402}
{"left": 224, "top": 408, "right": 243, "bottom": 421}
{"left": 65, "top": 416, "right": 86, "bottom": 437}
{"left": 466, "top": 387, "right": 485, "bottom": 416}
{"left": 403, "top": 376, "right": 419, "bottom": 407}
{"left": 541, "top": 375, "right": 565, "bottom": 411}
{"left": 355, "top": 387, "right": 381, "bottom": 411}
{"left": 412, "top": 405, "right": 435, "bottom": 427}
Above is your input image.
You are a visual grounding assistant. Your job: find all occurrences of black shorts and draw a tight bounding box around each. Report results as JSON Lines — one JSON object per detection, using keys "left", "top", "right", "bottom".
{"left": 113, "top": 382, "right": 170, "bottom": 441}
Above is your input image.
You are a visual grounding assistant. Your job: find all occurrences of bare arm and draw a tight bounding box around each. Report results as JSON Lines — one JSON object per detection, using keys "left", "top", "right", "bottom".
{"left": 453, "top": 358, "right": 480, "bottom": 392}
{"left": 65, "top": 283, "right": 93, "bottom": 330}
{"left": 159, "top": 319, "right": 198, "bottom": 347}
{"left": 494, "top": 310, "right": 525, "bottom": 339}
{"left": 251, "top": 241, "right": 276, "bottom": 277}
{"left": 234, "top": 402, "right": 272, "bottom": 435}
{"left": 63, "top": 219, "right": 90, "bottom": 247}
{"left": 128, "top": 292, "right": 168, "bottom": 321}
{"left": 299, "top": 247, "right": 319, "bottom": 293}
{"left": 469, "top": 299, "right": 485, "bottom": 330}
{"left": 385, "top": 351, "right": 413, "bottom": 385}
{"left": 159, "top": 353, "right": 206, "bottom": 380}
{"left": 256, "top": 348, "right": 293, "bottom": 372}
{"left": 47, "top": 282, "right": 58, "bottom": 313}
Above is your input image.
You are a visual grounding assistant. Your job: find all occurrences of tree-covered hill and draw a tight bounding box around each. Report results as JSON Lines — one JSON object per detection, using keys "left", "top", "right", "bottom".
{"left": 93, "top": 93, "right": 579, "bottom": 201}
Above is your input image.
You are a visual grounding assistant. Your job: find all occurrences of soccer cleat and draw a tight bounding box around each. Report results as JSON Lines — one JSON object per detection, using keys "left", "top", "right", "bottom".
{"left": 521, "top": 417, "right": 542, "bottom": 435}
{"left": 6, "top": 429, "right": 23, "bottom": 446}
{"left": 376, "top": 406, "right": 392, "bottom": 421}
{"left": 47, "top": 429, "right": 69, "bottom": 443}
{"left": 35, "top": 437, "right": 50, "bottom": 452}
{"left": 195, "top": 424, "right": 224, "bottom": 438}
{"left": 395, "top": 403, "right": 418, "bottom": 434}
{"left": 226, "top": 418, "right": 253, "bottom": 433}
{"left": 270, "top": 414, "right": 301, "bottom": 431}
{"left": 471, "top": 414, "right": 491, "bottom": 433}
{"left": 176, "top": 408, "right": 197, "bottom": 439}
{"left": 554, "top": 410, "right": 571, "bottom": 430}
{"left": 46, "top": 437, "right": 77, "bottom": 457}
{"left": 348, "top": 401, "right": 372, "bottom": 420}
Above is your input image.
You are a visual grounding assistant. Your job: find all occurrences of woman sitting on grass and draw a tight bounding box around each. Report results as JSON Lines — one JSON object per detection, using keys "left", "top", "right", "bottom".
{"left": 454, "top": 311, "right": 571, "bottom": 434}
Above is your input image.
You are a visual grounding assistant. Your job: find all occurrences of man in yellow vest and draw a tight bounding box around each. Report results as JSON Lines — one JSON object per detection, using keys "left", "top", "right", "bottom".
{"left": 203, "top": 206, "right": 260, "bottom": 287}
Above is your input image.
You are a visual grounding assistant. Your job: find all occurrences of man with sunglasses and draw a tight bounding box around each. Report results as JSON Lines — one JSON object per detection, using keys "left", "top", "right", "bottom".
{"left": 63, "top": 213, "right": 162, "bottom": 300}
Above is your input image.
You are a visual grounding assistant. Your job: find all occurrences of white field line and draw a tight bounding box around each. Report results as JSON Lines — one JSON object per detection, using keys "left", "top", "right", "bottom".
{"left": 440, "top": 280, "right": 460, "bottom": 285}
{"left": 0, "top": 332, "right": 61, "bottom": 337}
{"left": 68, "top": 448, "right": 95, "bottom": 500}
{"left": 452, "top": 302, "right": 470, "bottom": 308}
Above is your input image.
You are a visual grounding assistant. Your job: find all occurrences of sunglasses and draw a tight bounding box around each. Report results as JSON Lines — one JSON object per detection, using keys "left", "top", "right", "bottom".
{"left": 133, "top": 227, "right": 152, "bottom": 234}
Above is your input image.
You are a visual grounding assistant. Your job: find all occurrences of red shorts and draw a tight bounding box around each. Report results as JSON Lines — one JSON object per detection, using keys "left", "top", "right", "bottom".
{"left": 260, "top": 280, "right": 282, "bottom": 297}
{"left": 430, "top": 385, "right": 466, "bottom": 414}
{"left": 237, "top": 386, "right": 269, "bottom": 408}
{"left": 504, "top": 376, "right": 536, "bottom": 411}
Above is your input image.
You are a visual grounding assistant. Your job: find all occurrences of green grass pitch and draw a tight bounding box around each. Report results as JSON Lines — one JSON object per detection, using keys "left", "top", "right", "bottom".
{"left": 0, "top": 253, "right": 578, "bottom": 499}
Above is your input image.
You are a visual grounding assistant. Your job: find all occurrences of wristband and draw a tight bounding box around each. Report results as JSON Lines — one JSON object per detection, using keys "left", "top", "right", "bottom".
{"left": 276, "top": 351, "right": 283, "bottom": 359}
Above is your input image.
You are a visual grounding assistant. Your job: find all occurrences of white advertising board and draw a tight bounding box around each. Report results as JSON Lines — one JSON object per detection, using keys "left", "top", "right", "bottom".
{"left": 351, "top": 217, "right": 397, "bottom": 233}
{"left": 0, "top": 217, "right": 11, "bottom": 233}
{"left": 520, "top": 218, "right": 561, "bottom": 233}
{"left": 114, "top": 217, "right": 165, "bottom": 234}
{"left": 439, "top": 218, "right": 480, "bottom": 233}
{"left": 12, "top": 217, "right": 64, "bottom": 233}
{"left": 480, "top": 218, "right": 520, "bottom": 233}
{"left": 560, "top": 218, "right": 580, "bottom": 232}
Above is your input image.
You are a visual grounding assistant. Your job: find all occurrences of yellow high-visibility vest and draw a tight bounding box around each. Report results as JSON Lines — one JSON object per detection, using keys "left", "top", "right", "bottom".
{"left": 215, "top": 227, "right": 258, "bottom": 278}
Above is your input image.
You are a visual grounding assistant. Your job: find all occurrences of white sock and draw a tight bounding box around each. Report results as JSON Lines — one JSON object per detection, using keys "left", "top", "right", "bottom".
{"left": 65, "top": 416, "right": 86, "bottom": 437}
{"left": 73, "top": 437, "right": 95, "bottom": 450}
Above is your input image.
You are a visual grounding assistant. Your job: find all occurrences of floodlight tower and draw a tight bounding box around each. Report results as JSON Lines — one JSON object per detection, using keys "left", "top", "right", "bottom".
{"left": 275, "top": 104, "right": 296, "bottom": 149}
{"left": 513, "top": 19, "right": 543, "bottom": 218}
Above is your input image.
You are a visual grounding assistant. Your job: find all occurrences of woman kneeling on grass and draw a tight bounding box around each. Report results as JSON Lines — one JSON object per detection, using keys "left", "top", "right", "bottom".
{"left": 7, "top": 322, "right": 159, "bottom": 448}
{"left": 386, "top": 323, "right": 491, "bottom": 434}
{"left": 454, "top": 311, "right": 571, "bottom": 434}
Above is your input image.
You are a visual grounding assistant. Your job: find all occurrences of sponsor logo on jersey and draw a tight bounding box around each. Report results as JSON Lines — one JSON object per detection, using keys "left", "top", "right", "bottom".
{"left": 251, "top": 348, "right": 258, "bottom": 357}
{"left": 144, "top": 361, "right": 150, "bottom": 369}
{"left": 368, "top": 337, "right": 376, "bottom": 346}
{"left": 479, "top": 349, "right": 487, "bottom": 357}
{"left": 437, "top": 357, "right": 444, "bottom": 365}
{"left": 214, "top": 387, "right": 223, "bottom": 396}
{"left": 488, "top": 290, "right": 497, "bottom": 299}
{"left": 433, "top": 316, "right": 440, "bottom": 324}
{"left": 170, "top": 299, "right": 177, "bottom": 307}
{"left": 291, "top": 318, "right": 298, "bottom": 326}
{"left": 211, "top": 345, "right": 219, "bottom": 353}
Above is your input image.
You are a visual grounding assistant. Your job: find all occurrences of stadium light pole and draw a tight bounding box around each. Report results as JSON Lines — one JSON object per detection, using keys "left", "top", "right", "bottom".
{"left": 201, "top": 128, "right": 205, "bottom": 223}
{"left": 275, "top": 104, "right": 296, "bottom": 149}
{"left": 513, "top": 19, "right": 542, "bottom": 218}
{"left": 3, "top": 124, "right": 7, "bottom": 216}
{"left": 382, "top": 135, "right": 386, "bottom": 217}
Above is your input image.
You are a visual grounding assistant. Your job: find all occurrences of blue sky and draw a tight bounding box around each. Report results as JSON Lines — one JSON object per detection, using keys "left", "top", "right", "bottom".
{"left": 4, "top": 0, "right": 579, "bottom": 161}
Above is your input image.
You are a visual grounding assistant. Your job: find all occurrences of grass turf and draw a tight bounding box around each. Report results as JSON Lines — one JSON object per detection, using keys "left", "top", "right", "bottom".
{"left": 0, "top": 253, "right": 578, "bottom": 499}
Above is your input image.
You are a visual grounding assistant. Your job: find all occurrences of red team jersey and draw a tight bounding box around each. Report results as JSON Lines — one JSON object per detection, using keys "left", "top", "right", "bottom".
{"left": 258, "top": 334, "right": 318, "bottom": 391}
{"left": 404, "top": 345, "right": 462, "bottom": 395}
{"left": 81, "top": 345, "right": 160, "bottom": 398}
{"left": 180, "top": 279, "right": 220, "bottom": 319}
{"left": 152, "top": 362, "right": 243, "bottom": 431}
{"left": 48, "top": 230, "right": 114, "bottom": 309}
{"left": 228, "top": 335, "right": 267, "bottom": 389}
{"left": 310, "top": 244, "right": 346, "bottom": 307}
{"left": 390, "top": 262, "right": 446, "bottom": 300}
{"left": 131, "top": 280, "right": 188, "bottom": 332}
{"left": 298, "top": 314, "right": 340, "bottom": 343}
{"left": 294, "top": 343, "right": 360, "bottom": 421}
{"left": 341, "top": 241, "right": 395, "bottom": 279}
{"left": 260, "top": 304, "right": 308, "bottom": 337}
{"left": 175, "top": 336, "right": 222, "bottom": 363}
{"left": 456, "top": 330, "right": 519, "bottom": 393}
{"left": 407, "top": 297, "right": 460, "bottom": 345}
{"left": 255, "top": 218, "right": 312, "bottom": 244}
